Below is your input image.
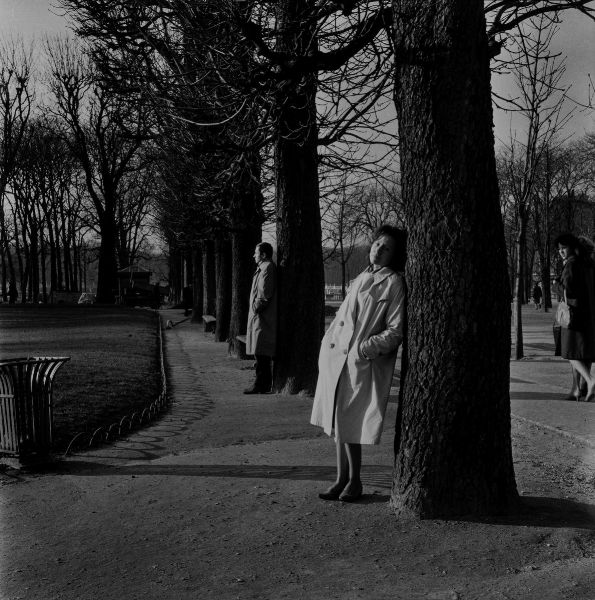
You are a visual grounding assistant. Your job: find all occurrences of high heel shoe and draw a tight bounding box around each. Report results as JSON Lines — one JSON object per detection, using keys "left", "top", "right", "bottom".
{"left": 318, "top": 484, "right": 345, "bottom": 501}
{"left": 339, "top": 483, "right": 363, "bottom": 503}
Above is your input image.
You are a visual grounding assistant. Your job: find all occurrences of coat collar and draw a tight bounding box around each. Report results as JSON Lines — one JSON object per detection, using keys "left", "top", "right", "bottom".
{"left": 255, "top": 259, "right": 271, "bottom": 273}
{"left": 367, "top": 265, "right": 395, "bottom": 286}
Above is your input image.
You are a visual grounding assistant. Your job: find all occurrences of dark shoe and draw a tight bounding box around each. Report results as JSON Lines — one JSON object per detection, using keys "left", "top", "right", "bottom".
{"left": 318, "top": 484, "right": 345, "bottom": 501}
{"left": 339, "top": 483, "right": 363, "bottom": 503}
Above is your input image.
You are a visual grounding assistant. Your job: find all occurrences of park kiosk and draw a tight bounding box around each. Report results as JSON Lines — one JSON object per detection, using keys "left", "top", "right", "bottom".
{"left": 117, "top": 265, "right": 156, "bottom": 306}
{"left": 0, "top": 357, "right": 70, "bottom": 461}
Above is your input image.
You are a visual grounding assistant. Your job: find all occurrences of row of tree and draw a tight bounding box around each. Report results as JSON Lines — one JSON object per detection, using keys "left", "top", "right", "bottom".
{"left": 0, "top": 38, "right": 156, "bottom": 303}
{"left": 491, "top": 13, "right": 595, "bottom": 358}
{"left": 4, "top": 0, "right": 595, "bottom": 518}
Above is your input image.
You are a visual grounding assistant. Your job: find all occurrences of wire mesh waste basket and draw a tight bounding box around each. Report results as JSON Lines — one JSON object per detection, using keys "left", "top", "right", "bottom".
{"left": 0, "top": 357, "right": 70, "bottom": 459}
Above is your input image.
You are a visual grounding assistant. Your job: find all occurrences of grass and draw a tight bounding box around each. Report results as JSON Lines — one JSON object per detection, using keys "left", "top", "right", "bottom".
{"left": 0, "top": 305, "right": 161, "bottom": 449}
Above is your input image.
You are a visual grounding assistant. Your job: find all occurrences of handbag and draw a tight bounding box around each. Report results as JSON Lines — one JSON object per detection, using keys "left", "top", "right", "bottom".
{"left": 556, "top": 292, "right": 572, "bottom": 328}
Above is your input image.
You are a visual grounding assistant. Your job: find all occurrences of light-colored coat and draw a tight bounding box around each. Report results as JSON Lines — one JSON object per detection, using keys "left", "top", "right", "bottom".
{"left": 246, "top": 259, "right": 277, "bottom": 356}
{"left": 310, "top": 267, "right": 405, "bottom": 444}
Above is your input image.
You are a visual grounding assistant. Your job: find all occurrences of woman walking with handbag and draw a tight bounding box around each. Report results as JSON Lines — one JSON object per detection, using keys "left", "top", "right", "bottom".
{"left": 555, "top": 233, "right": 595, "bottom": 402}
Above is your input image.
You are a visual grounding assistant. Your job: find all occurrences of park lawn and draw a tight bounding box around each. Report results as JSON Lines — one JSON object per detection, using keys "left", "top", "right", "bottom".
{"left": 0, "top": 305, "right": 161, "bottom": 449}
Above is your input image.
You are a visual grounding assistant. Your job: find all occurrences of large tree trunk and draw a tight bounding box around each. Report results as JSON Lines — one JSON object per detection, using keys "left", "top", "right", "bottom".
{"left": 53, "top": 212, "right": 63, "bottom": 291}
{"left": 228, "top": 228, "right": 259, "bottom": 358}
{"left": 541, "top": 262, "right": 551, "bottom": 310}
{"left": 0, "top": 247, "right": 6, "bottom": 303}
{"left": 214, "top": 237, "right": 232, "bottom": 342}
{"left": 96, "top": 211, "right": 119, "bottom": 303}
{"left": 273, "top": 0, "right": 325, "bottom": 394}
{"left": 391, "top": 0, "right": 518, "bottom": 517}
{"left": 30, "top": 231, "right": 40, "bottom": 304}
{"left": 513, "top": 215, "right": 528, "bottom": 359}
{"left": 40, "top": 237, "right": 48, "bottom": 303}
{"left": 202, "top": 239, "right": 216, "bottom": 316}
{"left": 191, "top": 244, "right": 204, "bottom": 322}
{"left": 167, "top": 243, "right": 183, "bottom": 305}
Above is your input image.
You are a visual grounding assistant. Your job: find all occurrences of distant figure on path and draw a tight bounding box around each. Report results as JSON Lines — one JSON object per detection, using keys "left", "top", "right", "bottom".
{"left": 8, "top": 279, "right": 17, "bottom": 304}
{"left": 244, "top": 242, "right": 277, "bottom": 394}
{"left": 555, "top": 233, "right": 595, "bottom": 402}
{"left": 532, "top": 282, "right": 542, "bottom": 310}
{"left": 311, "top": 225, "right": 407, "bottom": 502}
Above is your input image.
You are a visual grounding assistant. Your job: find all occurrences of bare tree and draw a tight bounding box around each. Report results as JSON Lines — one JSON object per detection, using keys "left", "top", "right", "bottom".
{"left": 497, "top": 13, "right": 572, "bottom": 358}
{"left": 530, "top": 139, "right": 593, "bottom": 310}
{"left": 321, "top": 179, "right": 365, "bottom": 297}
{"left": 57, "top": 0, "right": 267, "bottom": 350}
{"left": 0, "top": 37, "right": 34, "bottom": 301}
{"left": 44, "top": 37, "right": 151, "bottom": 302}
{"left": 53, "top": 0, "right": 595, "bottom": 516}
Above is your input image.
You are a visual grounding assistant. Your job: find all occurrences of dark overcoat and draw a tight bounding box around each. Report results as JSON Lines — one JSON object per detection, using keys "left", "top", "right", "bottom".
{"left": 246, "top": 259, "right": 277, "bottom": 357}
{"left": 560, "top": 255, "right": 595, "bottom": 360}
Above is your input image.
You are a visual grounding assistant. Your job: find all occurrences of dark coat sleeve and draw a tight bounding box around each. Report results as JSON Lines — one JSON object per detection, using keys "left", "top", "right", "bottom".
{"left": 561, "top": 259, "right": 595, "bottom": 330}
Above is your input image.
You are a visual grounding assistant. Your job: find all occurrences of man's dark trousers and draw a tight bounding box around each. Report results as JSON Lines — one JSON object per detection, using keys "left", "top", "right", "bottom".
{"left": 254, "top": 354, "right": 273, "bottom": 392}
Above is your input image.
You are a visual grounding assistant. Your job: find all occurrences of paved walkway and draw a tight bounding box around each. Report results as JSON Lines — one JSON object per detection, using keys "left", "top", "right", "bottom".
{"left": 508, "top": 309, "right": 595, "bottom": 449}
{"left": 0, "top": 306, "right": 594, "bottom": 600}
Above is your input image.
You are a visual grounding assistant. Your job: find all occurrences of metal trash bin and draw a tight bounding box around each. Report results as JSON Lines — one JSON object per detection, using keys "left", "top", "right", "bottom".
{"left": 0, "top": 357, "right": 70, "bottom": 459}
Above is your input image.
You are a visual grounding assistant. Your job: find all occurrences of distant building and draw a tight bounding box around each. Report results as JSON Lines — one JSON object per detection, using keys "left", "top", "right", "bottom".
{"left": 551, "top": 192, "right": 595, "bottom": 240}
{"left": 117, "top": 265, "right": 156, "bottom": 306}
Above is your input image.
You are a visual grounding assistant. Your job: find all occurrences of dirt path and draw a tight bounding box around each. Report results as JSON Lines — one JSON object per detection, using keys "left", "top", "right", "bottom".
{"left": 1, "top": 318, "right": 594, "bottom": 600}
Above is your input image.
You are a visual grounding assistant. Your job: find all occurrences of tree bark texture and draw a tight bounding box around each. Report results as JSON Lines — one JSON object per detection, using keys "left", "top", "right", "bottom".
{"left": 191, "top": 244, "right": 204, "bottom": 322}
{"left": 96, "top": 211, "right": 119, "bottom": 303}
{"left": 202, "top": 239, "right": 216, "bottom": 316}
{"left": 391, "top": 0, "right": 518, "bottom": 517}
{"left": 214, "top": 238, "right": 232, "bottom": 342}
{"left": 228, "top": 228, "right": 260, "bottom": 358}
{"left": 167, "top": 244, "right": 182, "bottom": 305}
{"left": 273, "top": 0, "right": 325, "bottom": 394}
{"left": 513, "top": 218, "right": 527, "bottom": 359}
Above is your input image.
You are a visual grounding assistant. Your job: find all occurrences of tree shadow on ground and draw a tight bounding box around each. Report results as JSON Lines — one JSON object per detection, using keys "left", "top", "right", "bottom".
{"left": 510, "top": 391, "right": 576, "bottom": 401}
{"left": 22, "top": 462, "right": 595, "bottom": 527}
{"left": 49, "top": 461, "right": 393, "bottom": 487}
{"left": 450, "top": 496, "right": 595, "bottom": 530}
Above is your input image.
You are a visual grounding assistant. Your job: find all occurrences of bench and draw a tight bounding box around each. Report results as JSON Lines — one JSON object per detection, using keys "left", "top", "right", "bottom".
{"left": 202, "top": 314, "right": 216, "bottom": 333}
{"left": 0, "top": 357, "right": 70, "bottom": 460}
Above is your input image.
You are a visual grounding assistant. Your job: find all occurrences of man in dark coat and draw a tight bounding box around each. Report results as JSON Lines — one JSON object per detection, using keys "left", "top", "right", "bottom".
{"left": 532, "top": 282, "right": 542, "bottom": 309}
{"left": 244, "top": 242, "right": 277, "bottom": 394}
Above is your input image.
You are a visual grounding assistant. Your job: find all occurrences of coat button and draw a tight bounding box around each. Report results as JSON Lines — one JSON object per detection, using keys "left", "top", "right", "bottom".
{"left": 339, "top": 321, "right": 344, "bottom": 326}
{"left": 330, "top": 343, "right": 335, "bottom": 348}
{"left": 343, "top": 349, "right": 348, "bottom": 355}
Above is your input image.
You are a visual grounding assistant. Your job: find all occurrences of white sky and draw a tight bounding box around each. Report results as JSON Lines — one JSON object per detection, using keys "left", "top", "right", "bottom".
{"left": 492, "top": 8, "right": 595, "bottom": 144}
{"left": 1, "top": 0, "right": 593, "bottom": 143}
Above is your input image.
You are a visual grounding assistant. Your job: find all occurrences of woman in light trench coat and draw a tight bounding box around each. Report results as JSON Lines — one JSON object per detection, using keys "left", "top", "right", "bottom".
{"left": 311, "top": 225, "right": 406, "bottom": 502}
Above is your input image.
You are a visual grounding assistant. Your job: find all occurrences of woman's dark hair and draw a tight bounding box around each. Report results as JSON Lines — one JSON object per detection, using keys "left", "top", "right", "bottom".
{"left": 257, "top": 242, "right": 274, "bottom": 259}
{"left": 554, "top": 232, "right": 595, "bottom": 262}
{"left": 374, "top": 225, "right": 407, "bottom": 272}
{"left": 554, "top": 232, "right": 581, "bottom": 252}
